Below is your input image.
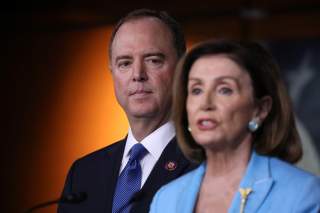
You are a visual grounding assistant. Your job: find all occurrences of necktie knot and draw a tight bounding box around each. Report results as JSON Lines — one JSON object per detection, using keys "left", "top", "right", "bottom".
{"left": 129, "top": 143, "right": 147, "bottom": 162}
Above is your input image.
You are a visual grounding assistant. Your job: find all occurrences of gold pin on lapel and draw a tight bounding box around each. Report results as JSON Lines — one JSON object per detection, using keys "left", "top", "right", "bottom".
{"left": 239, "top": 187, "right": 252, "bottom": 213}
{"left": 165, "top": 161, "right": 177, "bottom": 171}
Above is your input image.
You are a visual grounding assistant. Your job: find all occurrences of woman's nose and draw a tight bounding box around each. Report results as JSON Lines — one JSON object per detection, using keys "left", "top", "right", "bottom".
{"left": 200, "top": 91, "right": 215, "bottom": 111}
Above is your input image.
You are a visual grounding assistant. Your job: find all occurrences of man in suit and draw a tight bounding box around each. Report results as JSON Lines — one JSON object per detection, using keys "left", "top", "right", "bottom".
{"left": 58, "top": 9, "right": 196, "bottom": 213}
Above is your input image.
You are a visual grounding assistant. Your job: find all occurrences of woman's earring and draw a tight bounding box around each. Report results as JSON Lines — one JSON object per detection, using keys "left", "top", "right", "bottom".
{"left": 188, "top": 126, "right": 192, "bottom": 132}
{"left": 248, "top": 118, "right": 259, "bottom": 132}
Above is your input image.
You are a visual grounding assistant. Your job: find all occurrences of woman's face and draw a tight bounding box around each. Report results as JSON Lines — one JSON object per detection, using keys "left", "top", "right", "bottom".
{"left": 186, "top": 54, "right": 258, "bottom": 150}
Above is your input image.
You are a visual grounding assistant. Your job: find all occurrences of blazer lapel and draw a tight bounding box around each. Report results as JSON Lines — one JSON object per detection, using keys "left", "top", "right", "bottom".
{"left": 101, "top": 138, "right": 126, "bottom": 212}
{"left": 139, "top": 137, "right": 195, "bottom": 199}
{"left": 177, "top": 163, "right": 206, "bottom": 213}
{"left": 229, "top": 152, "right": 274, "bottom": 213}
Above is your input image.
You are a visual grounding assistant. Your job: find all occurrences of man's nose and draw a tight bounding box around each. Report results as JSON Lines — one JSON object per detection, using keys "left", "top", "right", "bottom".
{"left": 132, "top": 61, "right": 148, "bottom": 82}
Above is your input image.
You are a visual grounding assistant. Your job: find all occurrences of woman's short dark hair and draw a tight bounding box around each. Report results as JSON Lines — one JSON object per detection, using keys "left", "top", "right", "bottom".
{"left": 108, "top": 8, "right": 186, "bottom": 59}
{"left": 173, "top": 39, "right": 302, "bottom": 164}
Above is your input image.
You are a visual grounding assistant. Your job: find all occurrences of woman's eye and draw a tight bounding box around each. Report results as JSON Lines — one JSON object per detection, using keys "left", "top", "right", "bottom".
{"left": 190, "top": 88, "right": 202, "bottom": 95}
{"left": 218, "top": 87, "right": 233, "bottom": 95}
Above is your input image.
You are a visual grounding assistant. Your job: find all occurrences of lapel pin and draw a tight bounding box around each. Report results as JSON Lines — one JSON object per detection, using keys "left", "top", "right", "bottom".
{"left": 239, "top": 187, "right": 253, "bottom": 213}
{"left": 165, "top": 161, "right": 177, "bottom": 171}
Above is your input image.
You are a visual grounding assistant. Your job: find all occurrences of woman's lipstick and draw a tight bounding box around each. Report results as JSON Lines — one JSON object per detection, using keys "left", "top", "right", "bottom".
{"left": 197, "top": 119, "right": 217, "bottom": 130}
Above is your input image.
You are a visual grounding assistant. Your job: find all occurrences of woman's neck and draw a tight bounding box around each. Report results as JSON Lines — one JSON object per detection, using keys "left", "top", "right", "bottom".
{"left": 205, "top": 137, "right": 252, "bottom": 178}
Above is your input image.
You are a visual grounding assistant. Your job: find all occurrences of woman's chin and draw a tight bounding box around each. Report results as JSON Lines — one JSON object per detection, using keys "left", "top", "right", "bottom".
{"left": 194, "top": 137, "right": 226, "bottom": 151}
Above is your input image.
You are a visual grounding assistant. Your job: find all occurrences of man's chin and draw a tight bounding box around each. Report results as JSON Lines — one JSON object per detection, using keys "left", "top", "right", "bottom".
{"left": 131, "top": 112, "right": 156, "bottom": 119}
{"left": 127, "top": 108, "right": 157, "bottom": 119}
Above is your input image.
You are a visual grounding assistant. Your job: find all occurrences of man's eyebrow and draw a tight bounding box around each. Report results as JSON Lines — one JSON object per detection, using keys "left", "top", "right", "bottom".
{"left": 143, "top": 52, "right": 165, "bottom": 59}
{"left": 115, "top": 55, "right": 132, "bottom": 63}
{"left": 114, "top": 53, "right": 165, "bottom": 63}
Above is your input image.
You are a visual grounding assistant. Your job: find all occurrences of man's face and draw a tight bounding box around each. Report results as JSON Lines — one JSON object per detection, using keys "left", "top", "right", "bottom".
{"left": 110, "top": 17, "right": 178, "bottom": 121}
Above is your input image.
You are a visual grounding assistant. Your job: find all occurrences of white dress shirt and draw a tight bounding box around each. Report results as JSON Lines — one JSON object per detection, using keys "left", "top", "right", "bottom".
{"left": 119, "top": 121, "right": 175, "bottom": 188}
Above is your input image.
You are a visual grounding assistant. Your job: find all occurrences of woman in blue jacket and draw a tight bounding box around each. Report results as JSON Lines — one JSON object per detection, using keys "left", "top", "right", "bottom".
{"left": 150, "top": 40, "right": 320, "bottom": 213}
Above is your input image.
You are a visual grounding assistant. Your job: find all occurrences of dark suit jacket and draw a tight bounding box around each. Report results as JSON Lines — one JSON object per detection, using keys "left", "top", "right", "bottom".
{"left": 58, "top": 137, "right": 197, "bottom": 213}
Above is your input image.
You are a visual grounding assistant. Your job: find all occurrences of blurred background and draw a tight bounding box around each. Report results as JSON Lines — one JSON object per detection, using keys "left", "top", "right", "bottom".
{"left": 2, "top": 0, "right": 320, "bottom": 212}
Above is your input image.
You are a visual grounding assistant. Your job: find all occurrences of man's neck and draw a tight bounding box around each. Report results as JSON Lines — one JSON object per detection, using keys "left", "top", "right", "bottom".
{"left": 128, "top": 115, "right": 170, "bottom": 141}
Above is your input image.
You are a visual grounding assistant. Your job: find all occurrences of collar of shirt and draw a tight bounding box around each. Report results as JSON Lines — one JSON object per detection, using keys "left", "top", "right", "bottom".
{"left": 119, "top": 121, "right": 175, "bottom": 183}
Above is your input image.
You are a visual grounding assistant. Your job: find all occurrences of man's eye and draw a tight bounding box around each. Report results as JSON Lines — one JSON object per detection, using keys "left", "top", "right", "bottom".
{"left": 118, "top": 61, "right": 131, "bottom": 69}
{"left": 146, "top": 58, "right": 163, "bottom": 67}
{"left": 151, "top": 59, "right": 162, "bottom": 64}
{"left": 218, "top": 87, "right": 233, "bottom": 95}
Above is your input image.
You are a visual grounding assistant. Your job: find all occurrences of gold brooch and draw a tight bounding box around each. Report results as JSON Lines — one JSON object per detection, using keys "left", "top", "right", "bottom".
{"left": 239, "top": 188, "right": 252, "bottom": 213}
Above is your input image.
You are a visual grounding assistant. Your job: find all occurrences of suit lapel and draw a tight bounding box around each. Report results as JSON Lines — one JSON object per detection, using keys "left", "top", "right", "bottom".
{"left": 229, "top": 152, "right": 274, "bottom": 213}
{"left": 105, "top": 137, "right": 196, "bottom": 213}
{"left": 101, "top": 138, "right": 126, "bottom": 212}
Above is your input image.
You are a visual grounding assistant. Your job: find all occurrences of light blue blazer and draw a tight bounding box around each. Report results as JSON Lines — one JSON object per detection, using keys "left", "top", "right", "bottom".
{"left": 150, "top": 151, "right": 320, "bottom": 213}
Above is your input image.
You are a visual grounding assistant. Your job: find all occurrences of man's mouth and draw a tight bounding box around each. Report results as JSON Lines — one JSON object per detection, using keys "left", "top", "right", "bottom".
{"left": 130, "top": 89, "right": 152, "bottom": 97}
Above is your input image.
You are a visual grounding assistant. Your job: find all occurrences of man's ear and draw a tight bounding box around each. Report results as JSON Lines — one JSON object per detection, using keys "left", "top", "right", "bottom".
{"left": 255, "top": 96, "right": 272, "bottom": 123}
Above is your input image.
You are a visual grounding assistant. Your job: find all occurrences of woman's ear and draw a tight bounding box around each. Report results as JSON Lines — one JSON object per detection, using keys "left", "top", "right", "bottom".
{"left": 255, "top": 96, "right": 272, "bottom": 123}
